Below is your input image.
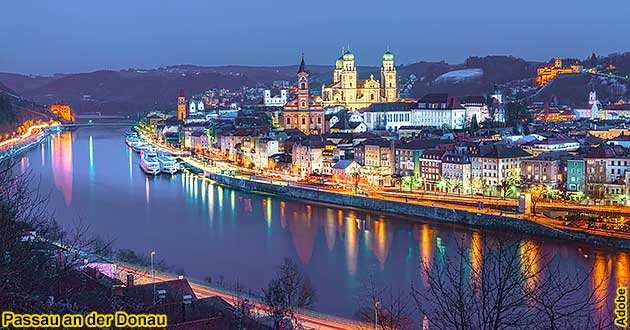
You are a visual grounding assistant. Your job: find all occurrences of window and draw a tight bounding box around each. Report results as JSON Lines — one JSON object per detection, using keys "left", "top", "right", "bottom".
{"left": 302, "top": 117, "right": 306, "bottom": 125}
{"left": 286, "top": 118, "right": 290, "bottom": 125}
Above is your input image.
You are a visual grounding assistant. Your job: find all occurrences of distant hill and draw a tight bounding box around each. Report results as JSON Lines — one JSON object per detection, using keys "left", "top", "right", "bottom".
{"left": 1, "top": 54, "right": 629, "bottom": 116}
{"left": 0, "top": 64, "right": 334, "bottom": 115}
{"left": 532, "top": 73, "right": 629, "bottom": 105}
{"left": 407, "top": 56, "right": 541, "bottom": 97}
{"left": 0, "top": 87, "right": 52, "bottom": 135}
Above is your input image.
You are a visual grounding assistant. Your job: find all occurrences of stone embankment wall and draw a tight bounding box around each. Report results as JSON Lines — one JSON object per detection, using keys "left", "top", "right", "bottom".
{"left": 208, "top": 173, "right": 630, "bottom": 250}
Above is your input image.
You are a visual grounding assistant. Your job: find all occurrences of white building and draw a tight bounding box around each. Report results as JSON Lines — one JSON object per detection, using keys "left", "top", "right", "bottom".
{"left": 329, "top": 109, "right": 368, "bottom": 133}
{"left": 460, "top": 96, "right": 490, "bottom": 125}
{"left": 573, "top": 91, "right": 601, "bottom": 119}
{"left": 361, "top": 102, "right": 414, "bottom": 131}
{"left": 188, "top": 98, "right": 204, "bottom": 113}
{"left": 263, "top": 89, "right": 288, "bottom": 107}
{"left": 411, "top": 94, "right": 466, "bottom": 129}
{"left": 441, "top": 153, "right": 472, "bottom": 194}
{"left": 470, "top": 145, "right": 531, "bottom": 195}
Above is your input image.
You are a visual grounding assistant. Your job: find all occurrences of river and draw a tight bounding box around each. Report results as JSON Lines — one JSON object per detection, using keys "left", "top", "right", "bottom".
{"left": 18, "top": 126, "right": 629, "bottom": 320}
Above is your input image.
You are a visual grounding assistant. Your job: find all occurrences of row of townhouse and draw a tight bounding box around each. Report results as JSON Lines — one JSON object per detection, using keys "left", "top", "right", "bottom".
{"left": 565, "top": 145, "right": 630, "bottom": 205}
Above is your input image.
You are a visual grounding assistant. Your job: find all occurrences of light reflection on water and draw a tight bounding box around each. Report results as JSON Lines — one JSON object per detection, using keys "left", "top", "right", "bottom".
{"left": 18, "top": 127, "right": 630, "bottom": 319}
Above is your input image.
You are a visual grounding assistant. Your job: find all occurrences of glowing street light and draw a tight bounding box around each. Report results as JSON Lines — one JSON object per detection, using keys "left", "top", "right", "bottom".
{"left": 150, "top": 250, "right": 156, "bottom": 302}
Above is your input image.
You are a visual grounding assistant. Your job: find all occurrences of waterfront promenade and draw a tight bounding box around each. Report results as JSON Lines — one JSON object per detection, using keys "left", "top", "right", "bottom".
{"left": 116, "top": 262, "right": 363, "bottom": 330}
{"left": 134, "top": 129, "right": 630, "bottom": 250}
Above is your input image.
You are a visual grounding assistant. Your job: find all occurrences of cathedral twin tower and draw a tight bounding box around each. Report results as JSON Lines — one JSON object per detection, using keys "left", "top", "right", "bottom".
{"left": 321, "top": 49, "right": 398, "bottom": 110}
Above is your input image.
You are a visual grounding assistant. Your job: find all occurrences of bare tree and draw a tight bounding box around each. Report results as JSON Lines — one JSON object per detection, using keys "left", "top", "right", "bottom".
{"left": 412, "top": 235, "right": 610, "bottom": 330}
{"left": 262, "top": 258, "right": 317, "bottom": 328}
{"left": 0, "top": 158, "right": 113, "bottom": 312}
{"left": 355, "top": 273, "right": 413, "bottom": 330}
{"left": 528, "top": 185, "right": 546, "bottom": 215}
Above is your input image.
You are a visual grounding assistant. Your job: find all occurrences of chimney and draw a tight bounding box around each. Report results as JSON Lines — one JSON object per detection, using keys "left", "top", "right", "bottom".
{"left": 126, "top": 273, "right": 134, "bottom": 287}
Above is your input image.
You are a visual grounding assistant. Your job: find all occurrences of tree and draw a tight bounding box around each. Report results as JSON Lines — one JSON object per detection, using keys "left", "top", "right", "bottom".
{"left": 586, "top": 184, "right": 607, "bottom": 205}
{"left": 262, "top": 258, "right": 317, "bottom": 327}
{"left": 0, "top": 96, "right": 16, "bottom": 124}
{"left": 498, "top": 169, "right": 520, "bottom": 199}
{"left": 355, "top": 274, "right": 413, "bottom": 330}
{"left": 470, "top": 114, "right": 479, "bottom": 131}
{"left": 529, "top": 185, "right": 546, "bottom": 214}
{"left": 0, "top": 159, "right": 114, "bottom": 312}
{"left": 505, "top": 101, "right": 532, "bottom": 133}
{"left": 412, "top": 236, "right": 610, "bottom": 330}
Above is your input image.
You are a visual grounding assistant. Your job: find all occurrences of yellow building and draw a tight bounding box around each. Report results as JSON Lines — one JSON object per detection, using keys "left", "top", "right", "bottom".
{"left": 321, "top": 50, "right": 398, "bottom": 110}
{"left": 535, "top": 58, "right": 581, "bottom": 86}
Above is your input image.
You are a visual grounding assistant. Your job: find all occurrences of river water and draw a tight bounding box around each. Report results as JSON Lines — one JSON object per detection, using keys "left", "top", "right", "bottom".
{"left": 18, "top": 126, "right": 630, "bottom": 320}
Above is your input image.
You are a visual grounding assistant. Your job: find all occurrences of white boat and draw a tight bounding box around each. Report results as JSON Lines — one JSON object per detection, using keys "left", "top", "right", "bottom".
{"left": 140, "top": 147, "right": 157, "bottom": 158}
{"left": 157, "top": 156, "right": 178, "bottom": 174}
{"left": 140, "top": 156, "right": 161, "bottom": 175}
{"left": 131, "top": 141, "right": 145, "bottom": 152}
{"left": 125, "top": 136, "right": 140, "bottom": 146}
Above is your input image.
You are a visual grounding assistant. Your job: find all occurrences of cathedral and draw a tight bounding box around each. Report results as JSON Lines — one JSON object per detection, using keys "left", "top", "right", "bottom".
{"left": 321, "top": 50, "right": 398, "bottom": 110}
{"left": 282, "top": 54, "right": 325, "bottom": 135}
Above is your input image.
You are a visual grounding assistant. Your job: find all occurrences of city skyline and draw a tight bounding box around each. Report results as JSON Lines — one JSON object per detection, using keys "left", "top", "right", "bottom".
{"left": 1, "top": 0, "right": 629, "bottom": 75}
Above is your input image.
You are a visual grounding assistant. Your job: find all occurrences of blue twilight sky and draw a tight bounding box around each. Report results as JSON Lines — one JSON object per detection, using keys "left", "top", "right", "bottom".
{"left": 0, "top": 0, "right": 628, "bottom": 75}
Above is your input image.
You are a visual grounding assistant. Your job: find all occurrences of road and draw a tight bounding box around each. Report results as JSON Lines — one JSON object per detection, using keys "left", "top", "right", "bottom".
{"left": 0, "top": 123, "right": 55, "bottom": 150}
{"left": 117, "top": 263, "right": 364, "bottom": 330}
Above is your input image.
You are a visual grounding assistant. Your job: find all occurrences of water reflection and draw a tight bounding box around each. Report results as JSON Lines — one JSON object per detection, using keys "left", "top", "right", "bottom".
{"left": 50, "top": 132, "right": 73, "bottom": 205}
{"left": 470, "top": 231, "right": 482, "bottom": 293}
{"left": 19, "top": 126, "right": 630, "bottom": 319}
{"left": 345, "top": 211, "right": 358, "bottom": 275}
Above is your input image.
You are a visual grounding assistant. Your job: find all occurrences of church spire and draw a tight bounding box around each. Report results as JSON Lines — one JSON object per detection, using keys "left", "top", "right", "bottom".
{"left": 297, "top": 53, "right": 307, "bottom": 74}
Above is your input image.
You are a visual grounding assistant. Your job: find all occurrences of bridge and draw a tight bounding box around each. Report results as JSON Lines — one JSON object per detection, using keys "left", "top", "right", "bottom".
{"left": 61, "top": 121, "right": 136, "bottom": 128}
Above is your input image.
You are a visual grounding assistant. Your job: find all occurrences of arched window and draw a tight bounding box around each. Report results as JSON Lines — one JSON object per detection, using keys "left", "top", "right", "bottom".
{"left": 300, "top": 83, "right": 305, "bottom": 89}
{"left": 301, "top": 100, "right": 306, "bottom": 108}
{"left": 286, "top": 118, "right": 290, "bottom": 125}
{"left": 301, "top": 117, "right": 306, "bottom": 125}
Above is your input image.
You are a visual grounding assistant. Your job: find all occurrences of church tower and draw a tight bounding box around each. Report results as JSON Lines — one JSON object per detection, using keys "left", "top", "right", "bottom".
{"left": 380, "top": 51, "right": 397, "bottom": 102}
{"left": 177, "top": 88, "right": 186, "bottom": 121}
{"left": 297, "top": 53, "right": 309, "bottom": 111}
{"left": 340, "top": 50, "right": 357, "bottom": 104}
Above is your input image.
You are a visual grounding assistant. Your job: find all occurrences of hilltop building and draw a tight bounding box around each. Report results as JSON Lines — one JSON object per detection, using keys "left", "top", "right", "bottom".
{"left": 281, "top": 54, "right": 325, "bottom": 135}
{"left": 49, "top": 104, "right": 73, "bottom": 122}
{"left": 535, "top": 58, "right": 581, "bottom": 87}
{"left": 321, "top": 50, "right": 398, "bottom": 110}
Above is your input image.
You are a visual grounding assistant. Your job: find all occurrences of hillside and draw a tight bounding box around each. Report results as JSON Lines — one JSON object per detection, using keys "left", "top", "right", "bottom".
{"left": 2, "top": 54, "right": 628, "bottom": 116}
{"left": 0, "top": 89, "right": 52, "bottom": 135}
{"left": 532, "top": 73, "right": 629, "bottom": 105}
{"left": 0, "top": 64, "right": 334, "bottom": 115}
{"left": 408, "top": 56, "right": 540, "bottom": 97}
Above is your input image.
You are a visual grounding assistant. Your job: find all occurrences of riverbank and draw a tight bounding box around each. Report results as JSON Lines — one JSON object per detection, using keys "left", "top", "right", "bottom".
{"left": 0, "top": 127, "right": 50, "bottom": 160}
{"left": 201, "top": 170, "right": 630, "bottom": 250}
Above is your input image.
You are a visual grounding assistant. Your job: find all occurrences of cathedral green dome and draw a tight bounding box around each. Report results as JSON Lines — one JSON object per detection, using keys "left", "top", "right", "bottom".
{"left": 342, "top": 51, "right": 354, "bottom": 61}
{"left": 383, "top": 51, "right": 394, "bottom": 61}
{"left": 335, "top": 57, "right": 343, "bottom": 69}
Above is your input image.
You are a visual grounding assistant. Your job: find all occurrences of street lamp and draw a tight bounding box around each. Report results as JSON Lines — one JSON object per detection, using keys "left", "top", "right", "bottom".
{"left": 150, "top": 251, "right": 156, "bottom": 302}
{"left": 374, "top": 301, "right": 380, "bottom": 330}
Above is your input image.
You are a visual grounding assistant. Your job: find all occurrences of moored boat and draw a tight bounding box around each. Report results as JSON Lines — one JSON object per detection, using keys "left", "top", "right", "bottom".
{"left": 140, "top": 156, "right": 160, "bottom": 175}
{"left": 131, "top": 141, "right": 145, "bottom": 152}
{"left": 140, "top": 147, "right": 157, "bottom": 158}
{"left": 125, "top": 136, "right": 140, "bottom": 146}
{"left": 157, "top": 156, "right": 178, "bottom": 174}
